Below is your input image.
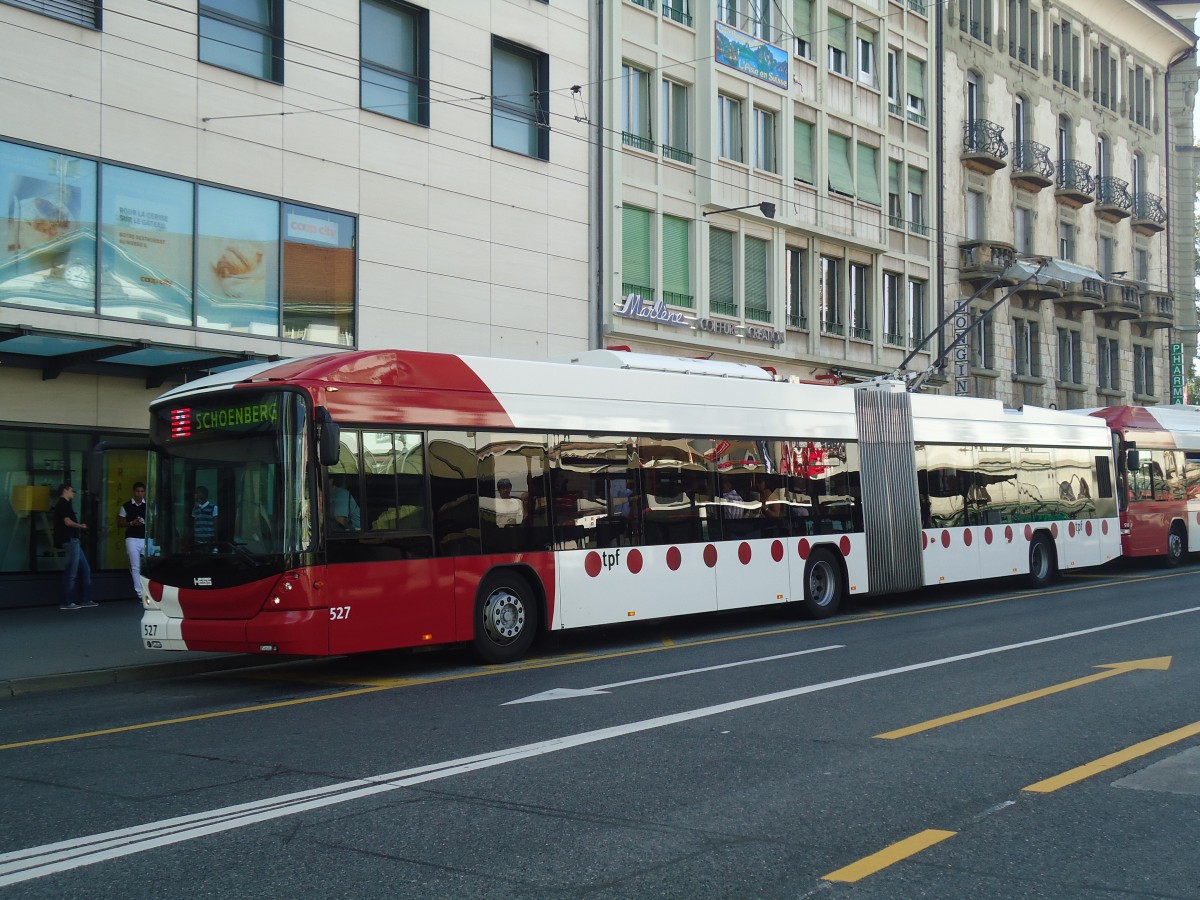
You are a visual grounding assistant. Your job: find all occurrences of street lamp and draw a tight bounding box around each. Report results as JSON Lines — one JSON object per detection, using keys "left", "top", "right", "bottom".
{"left": 701, "top": 202, "right": 776, "bottom": 219}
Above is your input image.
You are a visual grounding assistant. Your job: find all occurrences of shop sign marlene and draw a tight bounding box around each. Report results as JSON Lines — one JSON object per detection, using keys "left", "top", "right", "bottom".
{"left": 615, "top": 294, "right": 785, "bottom": 345}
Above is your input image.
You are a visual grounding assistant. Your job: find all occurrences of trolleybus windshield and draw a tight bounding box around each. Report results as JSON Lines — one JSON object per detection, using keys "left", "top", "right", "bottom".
{"left": 146, "top": 389, "right": 314, "bottom": 568}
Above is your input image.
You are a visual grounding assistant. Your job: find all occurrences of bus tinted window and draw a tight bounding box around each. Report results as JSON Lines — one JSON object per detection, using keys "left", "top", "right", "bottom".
{"left": 478, "top": 433, "right": 549, "bottom": 554}
{"left": 429, "top": 431, "right": 480, "bottom": 557}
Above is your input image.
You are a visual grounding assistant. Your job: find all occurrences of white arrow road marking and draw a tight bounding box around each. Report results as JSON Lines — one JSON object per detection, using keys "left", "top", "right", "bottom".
{"left": 3, "top": 604, "right": 1197, "bottom": 887}
{"left": 504, "top": 645, "right": 845, "bottom": 704}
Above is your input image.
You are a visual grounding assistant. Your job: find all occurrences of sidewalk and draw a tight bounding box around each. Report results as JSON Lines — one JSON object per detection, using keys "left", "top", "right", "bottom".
{"left": 0, "top": 601, "right": 266, "bottom": 697}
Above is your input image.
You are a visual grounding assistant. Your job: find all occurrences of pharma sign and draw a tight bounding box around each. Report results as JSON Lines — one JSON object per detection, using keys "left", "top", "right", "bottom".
{"left": 715, "top": 22, "right": 789, "bottom": 89}
{"left": 1170, "top": 342, "right": 1184, "bottom": 404}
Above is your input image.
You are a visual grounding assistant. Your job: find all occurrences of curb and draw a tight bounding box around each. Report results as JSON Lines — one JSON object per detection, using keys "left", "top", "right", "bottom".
{"left": 1, "top": 654, "right": 285, "bottom": 698}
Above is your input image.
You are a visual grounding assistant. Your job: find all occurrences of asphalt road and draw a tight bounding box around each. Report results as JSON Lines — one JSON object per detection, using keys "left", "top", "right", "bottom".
{"left": 2, "top": 561, "right": 1199, "bottom": 898}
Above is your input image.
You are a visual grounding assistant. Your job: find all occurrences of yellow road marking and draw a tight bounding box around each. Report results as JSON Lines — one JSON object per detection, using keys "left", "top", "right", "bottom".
{"left": 823, "top": 829, "right": 956, "bottom": 883}
{"left": 1023, "top": 719, "right": 1200, "bottom": 794}
{"left": 3, "top": 569, "right": 1194, "bottom": 752}
{"left": 875, "top": 657, "right": 1173, "bottom": 739}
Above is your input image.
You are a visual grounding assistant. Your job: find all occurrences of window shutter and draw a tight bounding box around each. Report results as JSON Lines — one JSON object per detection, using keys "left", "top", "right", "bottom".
{"left": 906, "top": 57, "right": 925, "bottom": 100}
{"left": 622, "top": 206, "right": 652, "bottom": 290}
{"left": 856, "top": 144, "right": 881, "bottom": 205}
{"left": 889, "top": 159, "right": 901, "bottom": 196}
{"left": 662, "top": 215, "right": 690, "bottom": 298}
{"left": 709, "top": 228, "right": 735, "bottom": 306}
{"left": 827, "top": 13, "right": 847, "bottom": 52}
{"left": 745, "top": 237, "right": 769, "bottom": 311}
{"left": 793, "top": 0, "right": 812, "bottom": 42}
{"left": 828, "top": 134, "right": 855, "bottom": 196}
{"left": 794, "top": 119, "right": 814, "bottom": 183}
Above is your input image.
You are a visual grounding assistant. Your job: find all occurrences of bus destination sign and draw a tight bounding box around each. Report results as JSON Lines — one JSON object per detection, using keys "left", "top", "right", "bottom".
{"left": 167, "top": 398, "right": 280, "bottom": 439}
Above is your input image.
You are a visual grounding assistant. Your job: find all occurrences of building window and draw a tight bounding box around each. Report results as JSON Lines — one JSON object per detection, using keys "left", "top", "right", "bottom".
{"left": 1130, "top": 65, "right": 1151, "bottom": 127}
{"left": 1014, "top": 316, "right": 1041, "bottom": 377}
{"left": 883, "top": 272, "right": 902, "bottom": 345}
{"left": 856, "top": 27, "right": 877, "bottom": 86}
{"left": 282, "top": 204, "right": 357, "bottom": 345}
{"left": 662, "top": 215, "right": 692, "bottom": 308}
{"left": 621, "top": 64, "right": 653, "bottom": 151}
{"left": 828, "top": 133, "right": 854, "bottom": 196}
{"left": 794, "top": 119, "right": 814, "bottom": 184}
{"left": 1136, "top": 247, "right": 1150, "bottom": 283}
{"left": 786, "top": 247, "right": 807, "bottom": 329}
{"left": 492, "top": 39, "right": 549, "bottom": 160}
{"left": 661, "top": 79, "right": 691, "bottom": 163}
{"left": 717, "top": 94, "right": 743, "bottom": 162}
{"left": 1057, "top": 327, "right": 1082, "bottom": 384}
{"left": 1014, "top": 206, "right": 1032, "bottom": 255}
{"left": 960, "top": 0, "right": 992, "bottom": 43}
{"left": 1098, "top": 335, "right": 1120, "bottom": 391}
{"left": 888, "top": 159, "right": 903, "bottom": 228}
{"left": 753, "top": 108, "right": 777, "bottom": 173}
{"left": 857, "top": 144, "right": 881, "bottom": 206}
{"left": 745, "top": 236, "right": 770, "bottom": 321}
{"left": 361, "top": 0, "right": 428, "bottom": 125}
{"left": 1094, "top": 44, "right": 1117, "bottom": 111}
{"left": 907, "top": 166, "right": 926, "bottom": 234}
{"left": 1133, "top": 343, "right": 1155, "bottom": 395}
{"left": 621, "top": 205, "right": 653, "bottom": 301}
{"left": 908, "top": 278, "right": 926, "bottom": 346}
{"left": 820, "top": 256, "right": 843, "bottom": 334}
{"left": 849, "top": 262, "right": 870, "bottom": 340}
{"left": 965, "top": 190, "right": 984, "bottom": 241}
{"left": 197, "top": 187, "right": 280, "bottom": 335}
{"left": 717, "top": 0, "right": 736, "bottom": 27}
{"left": 905, "top": 57, "right": 926, "bottom": 125}
{"left": 1007, "top": 0, "right": 1030, "bottom": 63}
{"left": 1058, "top": 221, "right": 1075, "bottom": 261}
{"left": 971, "top": 310, "right": 995, "bottom": 369}
{"left": 709, "top": 228, "right": 737, "bottom": 317}
{"left": 827, "top": 12, "right": 848, "bottom": 75}
{"left": 794, "top": 0, "right": 812, "bottom": 57}
{"left": 662, "top": 0, "right": 692, "bottom": 26}
{"left": 1098, "top": 234, "right": 1114, "bottom": 277}
{"left": 4, "top": 0, "right": 99, "bottom": 27}
{"left": 886, "top": 49, "right": 901, "bottom": 115}
{"left": 750, "top": 0, "right": 773, "bottom": 40}
{"left": 199, "top": 0, "right": 283, "bottom": 83}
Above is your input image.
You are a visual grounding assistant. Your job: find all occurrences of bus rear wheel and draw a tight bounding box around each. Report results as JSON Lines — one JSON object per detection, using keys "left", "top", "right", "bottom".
{"left": 801, "top": 549, "right": 844, "bottom": 618}
{"left": 473, "top": 571, "right": 538, "bottom": 664}
{"left": 1165, "top": 524, "right": 1187, "bottom": 567}
{"left": 1027, "top": 534, "right": 1057, "bottom": 587}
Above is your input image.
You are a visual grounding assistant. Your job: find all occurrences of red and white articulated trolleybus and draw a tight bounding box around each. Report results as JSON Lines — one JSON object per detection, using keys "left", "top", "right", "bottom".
{"left": 137, "top": 349, "right": 1120, "bottom": 663}
{"left": 1085, "top": 405, "right": 1200, "bottom": 564}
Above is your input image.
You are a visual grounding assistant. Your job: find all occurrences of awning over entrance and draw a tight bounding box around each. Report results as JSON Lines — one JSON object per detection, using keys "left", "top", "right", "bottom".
{"left": 0, "top": 324, "right": 278, "bottom": 388}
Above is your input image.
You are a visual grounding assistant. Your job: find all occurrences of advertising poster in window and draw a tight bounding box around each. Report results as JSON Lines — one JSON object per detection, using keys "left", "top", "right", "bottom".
{"left": 196, "top": 186, "right": 279, "bottom": 335}
{"left": 100, "top": 166, "right": 194, "bottom": 325}
{"left": 714, "top": 22, "right": 788, "bottom": 88}
{"left": 282, "top": 204, "right": 355, "bottom": 344}
{"left": 0, "top": 142, "right": 97, "bottom": 312}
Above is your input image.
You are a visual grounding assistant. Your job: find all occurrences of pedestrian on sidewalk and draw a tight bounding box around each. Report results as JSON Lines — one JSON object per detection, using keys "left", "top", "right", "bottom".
{"left": 54, "top": 483, "right": 96, "bottom": 610}
{"left": 118, "top": 481, "right": 147, "bottom": 601}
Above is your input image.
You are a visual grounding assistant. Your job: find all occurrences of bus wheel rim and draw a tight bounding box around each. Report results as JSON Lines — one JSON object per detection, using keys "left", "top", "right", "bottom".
{"left": 483, "top": 590, "right": 525, "bottom": 644}
{"left": 808, "top": 561, "right": 834, "bottom": 607}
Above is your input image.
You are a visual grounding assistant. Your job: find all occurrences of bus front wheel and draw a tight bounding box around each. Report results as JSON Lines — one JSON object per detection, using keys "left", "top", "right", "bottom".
{"left": 1165, "top": 524, "right": 1187, "bottom": 567}
{"left": 801, "top": 549, "right": 844, "bottom": 618}
{"left": 473, "top": 571, "right": 538, "bottom": 664}
{"left": 1027, "top": 534, "right": 1057, "bottom": 587}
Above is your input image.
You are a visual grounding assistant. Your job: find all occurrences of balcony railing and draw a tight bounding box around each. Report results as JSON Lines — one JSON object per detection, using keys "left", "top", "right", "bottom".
{"left": 959, "top": 240, "right": 1017, "bottom": 284}
{"left": 908, "top": 0, "right": 927, "bottom": 14}
{"left": 786, "top": 312, "right": 808, "bottom": 329}
{"left": 745, "top": 306, "right": 772, "bottom": 323}
{"left": 960, "top": 16, "right": 991, "bottom": 43}
{"left": 1132, "top": 192, "right": 1167, "bottom": 234}
{"left": 1139, "top": 289, "right": 1174, "bottom": 327}
{"left": 710, "top": 299, "right": 738, "bottom": 318}
{"left": 662, "top": 290, "right": 694, "bottom": 309}
{"left": 622, "top": 282, "right": 654, "bottom": 302}
{"left": 908, "top": 219, "right": 930, "bottom": 236}
{"left": 622, "top": 131, "right": 655, "bottom": 152}
{"left": 822, "top": 321, "right": 846, "bottom": 337}
{"left": 661, "top": 144, "right": 694, "bottom": 165}
{"left": 1056, "top": 159, "right": 1096, "bottom": 198}
{"left": 963, "top": 119, "right": 1008, "bottom": 159}
{"left": 1096, "top": 176, "right": 1132, "bottom": 213}
{"left": 661, "top": 2, "right": 691, "bottom": 25}
{"left": 1011, "top": 141, "right": 1054, "bottom": 187}
{"left": 850, "top": 325, "right": 872, "bottom": 341}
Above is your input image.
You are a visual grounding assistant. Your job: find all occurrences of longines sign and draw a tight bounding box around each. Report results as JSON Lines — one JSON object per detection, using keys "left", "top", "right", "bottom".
{"left": 615, "top": 294, "right": 784, "bottom": 345}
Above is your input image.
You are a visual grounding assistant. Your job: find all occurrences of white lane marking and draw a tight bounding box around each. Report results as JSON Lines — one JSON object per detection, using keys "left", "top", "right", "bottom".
{"left": 505, "top": 645, "right": 845, "bottom": 704}
{"left": 3, "top": 604, "right": 1197, "bottom": 887}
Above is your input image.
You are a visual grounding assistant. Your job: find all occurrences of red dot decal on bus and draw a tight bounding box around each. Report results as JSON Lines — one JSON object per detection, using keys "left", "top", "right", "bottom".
{"left": 1085, "top": 521, "right": 1093, "bottom": 536}
{"left": 739, "top": 542, "right": 752, "bottom": 565}
{"left": 1024, "top": 524, "right": 1033, "bottom": 541}
{"left": 585, "top": 552, "right": 602, "bottom": 578}
{"left": 922, "top": 532, "right": 928, "bottom": 550}
{"left": 627, "top": 549, "right": 643, "bottom": 574}
{"left": 941, "top": 530, "right": 951, "bottom": 548}
{"left": 1068, "top": 522, "right": 1076, "bottom": 538}
{"left": 839, "top": 535, "right": 851, "bottom": 556}
{"left": 771, "top": 540, "right": 784, "bottom": 562}
{"left": 964, "top": 529, "right": 973, "bottom": 547}
{"left": 984, "top": 527, "right": 993, "bottom": 545}
{"left": 1051, "top": 523, "right": 1059, "bottom": 539}
{"left": 704, "top": 544, "right": 718, "bottom": 567}
{"left": 666, "top": 547, "right": 682, "bottom": 570}
{"left": 1102, "top": 520, "right": 1109, "bottom": 535}
{"left": 1005, "top": 525, "right": 1014, "bottom": 543}
{"left": 148, "top": 582, "right": 163, "bottom": 603}
{"left": 798, "top": 539, "right": 811, "bottom": 560}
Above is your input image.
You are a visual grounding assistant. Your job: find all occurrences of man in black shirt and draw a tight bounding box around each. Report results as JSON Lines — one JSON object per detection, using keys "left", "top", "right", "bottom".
{"left": 118, "top": 481, "right": 147, "bottom": 601}
{"left": 54, "top": 483, "right": 96, "bottom": 610}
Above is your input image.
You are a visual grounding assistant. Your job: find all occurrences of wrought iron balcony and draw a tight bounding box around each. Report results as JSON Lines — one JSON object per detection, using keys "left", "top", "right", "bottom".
{"left": 959, "top": 240, "right": 1017, "bottom": 287}
{"left": 1055, "top": 160, "right": 1096, "bottom": 208}
{"left": 961, "top": 119, "right": 1008, "bottom": 174}
{"left": 1132, "top": 192, "right": 1167, "bottom": 235}
{"left": 1100, "top": 279, "right": 1141, "bottom": 321}
{"left": 1138, "top": 288, "right": 1174, "bottom": 328}
{"left": 1011, "top": 141, "right": 1054, "bottom": 192}
{"left": 1095, "top": 176, "right": 1132, "bottom": 222}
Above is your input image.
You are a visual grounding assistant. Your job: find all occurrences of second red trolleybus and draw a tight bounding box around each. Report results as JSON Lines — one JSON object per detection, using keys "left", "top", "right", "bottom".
{"left": 136, "top": 349, "right": 1120, "bottom": 662}
{"left": 1085, "top": 404, "right": 1200, "bottom": 564}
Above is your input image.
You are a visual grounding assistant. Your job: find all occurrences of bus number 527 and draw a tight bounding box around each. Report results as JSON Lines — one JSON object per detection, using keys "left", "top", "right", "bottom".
{"left": 330, "top": 606, "right": 351, "bottom": 621}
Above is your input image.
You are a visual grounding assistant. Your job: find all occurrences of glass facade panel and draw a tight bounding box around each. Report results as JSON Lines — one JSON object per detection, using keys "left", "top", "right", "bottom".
{"left": 282, "top": 204, "right": 356, "bottom": 344}
{"left": 99, "top": 166, "right": 194, "bottom": 325}
{"left": 0, "top": 142, "right": 97, "bottom": 313}
{"left": 196, "top": 186, "right": 280, "bottom": 335}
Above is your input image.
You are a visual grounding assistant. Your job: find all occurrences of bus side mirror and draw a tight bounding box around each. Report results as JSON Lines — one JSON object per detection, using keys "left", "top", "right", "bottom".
{"left": 1126, "top": 449, "right": 1140, "bottom": 472}
{"left": 316, "top": 408, "right": 341, "bottom": 467}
